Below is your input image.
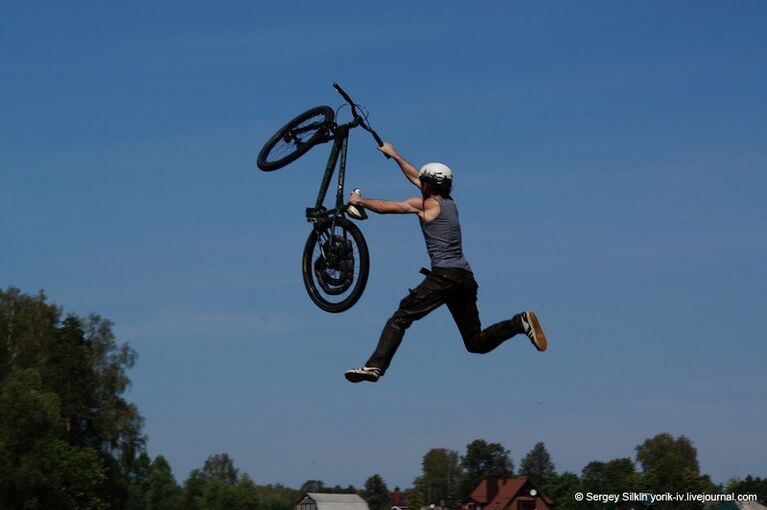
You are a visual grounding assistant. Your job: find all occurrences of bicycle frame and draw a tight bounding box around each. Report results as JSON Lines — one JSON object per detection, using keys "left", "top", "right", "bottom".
{"left": 306, "top": 123, "right": 353, "bottom": 223}
{"left": 304, "top": 83, "right": 384, "bottom": 226}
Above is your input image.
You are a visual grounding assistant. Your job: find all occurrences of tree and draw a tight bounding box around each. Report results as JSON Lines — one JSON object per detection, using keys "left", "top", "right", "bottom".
{"left": 202, "top": 453, "right": 240, "bottom": 485}
{"left": 48, "top": 315, "right": 98, "bottom": 446}
{"left": 635, "top": 433, "right": 699, "bottom": 476}
{"left": 193, "top": 454, "right": 260, "bottom": 510}
{"left": 459, "top": 439, "right": 513, "bottom": 500}
{"left": 0, "top": 288, "right": 59, "bottom": 375}
{"left": 364, "top": 474, "right": 390, "bottom": 510}
{"left": 414, "top": 448, "right": 463, "bottom": 507}
{"left": 635, "top": 433, "right": 716, "bottom": 509}
{"left": 127, "top": 452, "right": 152, "bottom": 510}
{"left": 52, "top": 442, "right": 110, "bottom": 510}
{"left": 540, "top": 472, "right": 582, "bottom": 510}
{"left": 144, "top": 455, "right": 184, "bottom": 510}
{"left": 405, "top": 487, "right": 425, "bottom": 510}
{"left": 326, "top": 484, "right": 358, "bottom": 494}
{"left": 232, "top": 474, "right": 261, "bottom": 510}
{"left": 519, "top": 442, "right": 555, "bottom": 488}
{"left": 183, "top": 469, "right": 206, "bottom": 510}
{"left": 200, "top": 478, "right": 248, "bottom": 510}
{"left": 182, "top": 456, "right": 262, "bottom": 510}
{"left": 581, "top": 458, "right": 640, "bottom": 508}
{"left": 0, "top": 367, "right": 107, "bottom": 510}
{"left": 300, "top": 480, "right": 326, "bottom": 493}
{"left": 255, "top": 483, "right": 300, "bottom": 510}
{"left": 726, "top": 476, "right": 767, "bottom": 503}
{"left": 0, "top": 287, "right": 146, "bottom": 509}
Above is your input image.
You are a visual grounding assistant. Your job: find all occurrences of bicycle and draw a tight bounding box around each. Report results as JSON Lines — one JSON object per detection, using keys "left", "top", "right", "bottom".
{"left": 257, "top": 83, "right": 386, "bottom": 313}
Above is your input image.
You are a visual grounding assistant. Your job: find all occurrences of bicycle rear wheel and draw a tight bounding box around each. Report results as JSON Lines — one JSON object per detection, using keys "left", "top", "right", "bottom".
{"left": 257, "top": 105, "right": 334, "bottom": 171}
{"left": 302, "top": 218, "right": 369, "bottom": 313}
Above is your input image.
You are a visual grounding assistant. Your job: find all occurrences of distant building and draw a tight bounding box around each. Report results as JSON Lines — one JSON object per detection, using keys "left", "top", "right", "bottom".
{"left": 391, "top": 487, "right": 406, "bottom": 509}
{"left": 466, "top": 477, "right": 553, "bottom": 510}
{"left": 297, "top": 493, "right": 370, "bottom": 510}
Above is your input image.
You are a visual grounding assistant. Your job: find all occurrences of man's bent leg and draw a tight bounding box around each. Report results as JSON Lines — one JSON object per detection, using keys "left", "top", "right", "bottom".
{"left": 446, "top": 276, "right": 525, "bottom": 354}
{"left": 451, "top": 305, "right": 526, "bottom": 354}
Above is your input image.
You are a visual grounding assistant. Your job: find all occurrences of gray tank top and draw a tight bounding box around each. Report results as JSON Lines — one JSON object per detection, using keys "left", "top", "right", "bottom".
{"left": 420, "top": 197, "right": 472, "bottom": 272}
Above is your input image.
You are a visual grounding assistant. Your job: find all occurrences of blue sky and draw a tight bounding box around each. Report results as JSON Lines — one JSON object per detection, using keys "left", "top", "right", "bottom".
{"left": 2, "top": 1, "right": 765, "bottom": 489}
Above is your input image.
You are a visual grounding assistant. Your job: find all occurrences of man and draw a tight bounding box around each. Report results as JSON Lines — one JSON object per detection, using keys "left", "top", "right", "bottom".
{"left": 344, "top": 142, "right": 548, "bottom": 383}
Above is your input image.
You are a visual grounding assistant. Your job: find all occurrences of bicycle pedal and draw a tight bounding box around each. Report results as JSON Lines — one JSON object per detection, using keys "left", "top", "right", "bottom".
{"left": 305, "top": 206, "right": 327, "bottom": 220}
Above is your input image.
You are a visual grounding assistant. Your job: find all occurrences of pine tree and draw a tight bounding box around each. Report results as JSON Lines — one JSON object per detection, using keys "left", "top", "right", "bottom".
{"left": 364, "top": 474, "right": 390, "bottom": 510}
{"left": 519, "top": 442, "right": 555, "bottom": 488}
{"left": 414, "top": 448, "right": 463, "bottom": 507}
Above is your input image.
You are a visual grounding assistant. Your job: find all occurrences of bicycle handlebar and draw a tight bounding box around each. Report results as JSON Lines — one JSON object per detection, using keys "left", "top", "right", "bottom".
{"left": 332, "top": 82, "right": 357, "bottom": 115}
{"left": 333, "top": 82, "right": 389, "bottom": 158}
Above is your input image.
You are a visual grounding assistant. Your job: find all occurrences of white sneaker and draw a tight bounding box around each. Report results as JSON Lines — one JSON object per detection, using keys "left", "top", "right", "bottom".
{"left": 521, "top": 311, "right": 548, "bottom": 351}
{"left": 344, "top": 366, "right": 382, "bottom": 383}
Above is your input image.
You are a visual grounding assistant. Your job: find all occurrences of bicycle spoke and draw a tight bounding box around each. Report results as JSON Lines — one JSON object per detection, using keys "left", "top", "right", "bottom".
{"left": 266, "top": 115, "right": 327, "bottom": 163}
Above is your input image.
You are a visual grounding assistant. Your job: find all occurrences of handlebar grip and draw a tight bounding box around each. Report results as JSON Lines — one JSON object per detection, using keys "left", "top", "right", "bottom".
{"left": 373, "top": 134, "right": 391, "bottom": 159}
{"left": 366, "top": 128, "right": 390, "bottom": 159}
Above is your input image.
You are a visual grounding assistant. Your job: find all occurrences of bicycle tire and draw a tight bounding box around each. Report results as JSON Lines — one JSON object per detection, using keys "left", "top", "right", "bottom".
{"left": 257, "top": 105, "right": 334, "bottom": 171}
{"left": 302, "top": 217, "right": 369, "bottom": 313}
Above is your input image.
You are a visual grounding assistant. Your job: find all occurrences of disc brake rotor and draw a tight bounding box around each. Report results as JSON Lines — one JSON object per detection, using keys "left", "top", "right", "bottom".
{"left": 314, "top": 234, "right": 355, "bottom": 295}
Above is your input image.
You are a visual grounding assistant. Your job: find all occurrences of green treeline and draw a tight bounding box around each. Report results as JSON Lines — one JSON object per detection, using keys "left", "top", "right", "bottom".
{"left": 1, "top": 288, "right": 764, "bottom": 510}
{"left": 404, "top": 438, "right": 766, "bottom": 510}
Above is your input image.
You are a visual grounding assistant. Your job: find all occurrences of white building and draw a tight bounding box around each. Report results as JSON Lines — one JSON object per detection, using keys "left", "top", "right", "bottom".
{"left": 297, "top": 493, "right": 370, "bottom": 510}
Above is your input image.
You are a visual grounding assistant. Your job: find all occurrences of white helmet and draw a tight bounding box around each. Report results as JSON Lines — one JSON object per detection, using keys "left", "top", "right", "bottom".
{"left": 418, "top": 162, "right": 453, "bottom": 185}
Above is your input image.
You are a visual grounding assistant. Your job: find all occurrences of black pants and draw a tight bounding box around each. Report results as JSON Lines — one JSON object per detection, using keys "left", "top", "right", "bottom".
{"left": 366, "top": 267, "right": 525, "bottom": 374}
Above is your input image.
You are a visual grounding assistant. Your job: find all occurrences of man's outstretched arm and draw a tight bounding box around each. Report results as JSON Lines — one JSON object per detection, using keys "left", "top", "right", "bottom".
{"left": 351, "top": 196, "right": 419, "bottom": 215}
{"left": 377, "top": 142, "right": 421, "bottom": 189}
{"left": 349, "top": 193, "right": 439, "bottom": 222}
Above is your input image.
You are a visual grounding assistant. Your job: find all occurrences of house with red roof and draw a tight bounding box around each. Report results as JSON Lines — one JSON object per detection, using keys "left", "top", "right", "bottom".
{"left": 390, "top": 487, "right": 406, "bottom": 509}
{"left": 466, "top": 477, "right": 553, "bottom": 510}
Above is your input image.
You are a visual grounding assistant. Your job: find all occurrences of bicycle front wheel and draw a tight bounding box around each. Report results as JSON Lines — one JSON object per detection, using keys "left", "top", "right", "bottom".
{"left": 302, "top": 218, "right": 369, "bottom": 313}
{"left": 257, "top": 105, "right": 334, "bottom": 171}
